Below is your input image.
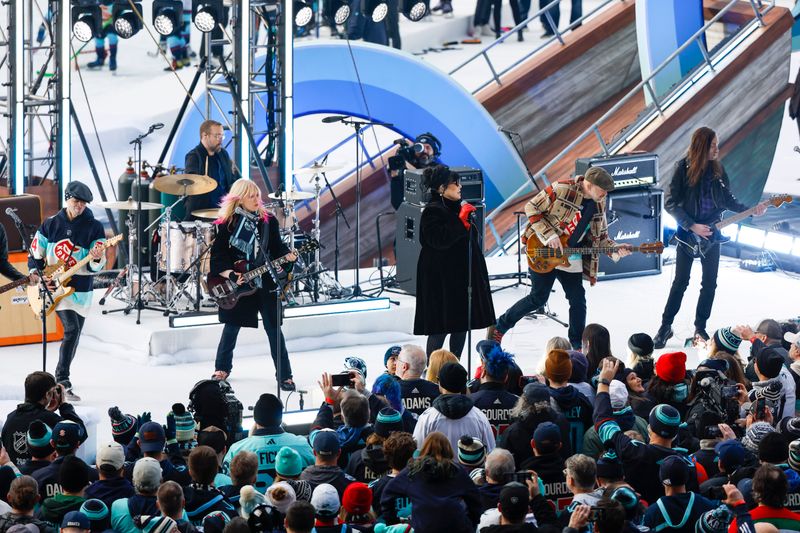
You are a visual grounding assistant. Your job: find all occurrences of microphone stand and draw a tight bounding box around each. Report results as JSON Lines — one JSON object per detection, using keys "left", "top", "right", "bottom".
{"left": 11, "top": 214, "right": 53, "bottom": 371}
{"left": 466, "top": 211, "right": 475, "bottom": 375}
{"left": 319, "top": 169, "right": 350, "bottom": 284}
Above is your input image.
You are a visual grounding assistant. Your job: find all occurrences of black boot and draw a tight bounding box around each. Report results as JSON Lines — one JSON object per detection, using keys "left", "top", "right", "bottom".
{"left": 87, "top": 46, "right": 106, "bottom": 68}
{"left": 108, "top": 45, "right": 117, "bottom": 71}
{"left": 653, "top": 324, "right": 673, "bottom": 349}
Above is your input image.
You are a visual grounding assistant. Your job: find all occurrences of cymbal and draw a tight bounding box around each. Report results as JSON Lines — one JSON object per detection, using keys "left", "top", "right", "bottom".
{"left": 191, "top": 208, "right": 221, "bottom": 220}
{"left": 292, "top": 163, "right": 344, "bottom": 176}
{"left": 97, "top": 197, "right": 164, "bottom": 210}
{"left": 267, "top": 190, "right": 315, "bottom": 201}
{"left": 153, "top": 174, "right": 218, "bottom": 196}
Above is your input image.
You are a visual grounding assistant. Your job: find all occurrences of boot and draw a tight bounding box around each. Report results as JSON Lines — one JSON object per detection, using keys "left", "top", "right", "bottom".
{"left": 86, "top": 46, "right": 106, "bottom": 69}
{"left": 694, "top": 328, "right": 710, "bottom": 343}
{"left": 108, "top": 45, "right": 117, "bottom": 71}
{"left": 653, "top": 324, "right": 673, "bottom": 350}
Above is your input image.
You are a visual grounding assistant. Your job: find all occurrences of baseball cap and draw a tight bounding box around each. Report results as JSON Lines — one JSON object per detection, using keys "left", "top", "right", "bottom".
{"left": 61, "top": 511, "right": 90, "bottom": 531}
{"left": 311, "top": 429, "right": 340, "bottom": 456}
{"left": 310, "top": 483, "right": 340, "bottom": 517}
{"left": 659, "top": 455, "right": 690, "bottom": 487}
{"left": 714, "top": 440, "right": 745, "bottom": 471}
{"left": 138, "top": 422, "right": 166, "bottom": 453}
{"left": 132, "top": 457, "right": 162, "bottom": 492}
{"left": 784, "top": 331, "right": 800, "bottom": 348}
{"left": 522, "top": 382, "right": 549, "bottom": 404}
{"left": 532, "top": 422, "right": 561, "bottom": 452}
{"left": 97, "top": 442, "right": 125, "bottom": 471}
{"left": 499, "top": 482, "right": 530, "bottom": 521}
{"left": 52, "top": 421, "right": 84, "bottom": 452}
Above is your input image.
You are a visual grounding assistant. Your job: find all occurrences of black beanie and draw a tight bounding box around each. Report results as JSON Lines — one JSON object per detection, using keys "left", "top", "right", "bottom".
{"left": 253, "top": 393, "right": 283, "bottom": 427}
{"left": 628, "top": 333, "right": 654, "bottom": 357}
{"left": 59, "top": 455, "right": 90, "bottom": 493}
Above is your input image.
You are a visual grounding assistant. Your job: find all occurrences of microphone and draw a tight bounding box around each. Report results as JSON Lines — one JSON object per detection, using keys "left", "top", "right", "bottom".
{"left": 5, "top": 207, "right": 22, "bottom": 225}
{"left": 461, "top": 200, "right": 476, "bottom": 221}
{"left": 321, "top": 115, "right": 350, "bottom": 124}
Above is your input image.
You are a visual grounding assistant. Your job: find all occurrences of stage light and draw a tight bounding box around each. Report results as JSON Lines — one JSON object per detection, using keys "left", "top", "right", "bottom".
{"left": 736, "top": 225, "right": 765, "bottom": 248}
{"left": 294, "top": 0, "right": 314, "bottom": 27}
{"left": 283, "top": 298, "right": 391, "bottom": 318}
{"left": 720, "top": 224, "right": 738, "bottom": 242}
{"left": 153, "top": 0, "right": 183, "bottom": 36}
{"left": 764, "top": 231, "right": 794, "bottom": 255}
{"left": 325, "top": 0, "right": 351, "bottom": 25}
{"left": 192, "top": 0, "right": 225, "bottom": 33}
{"left": 364, "top": 0, "right": 389, "bottom": 22}
{"left": 112, "top": 1, "right": 143, "bottom": 39}
{"left": 402, "top": 0, "right": 428, "bottom": 21}
{"left": 72, "top": 0, "right": 103, "bottom": 42}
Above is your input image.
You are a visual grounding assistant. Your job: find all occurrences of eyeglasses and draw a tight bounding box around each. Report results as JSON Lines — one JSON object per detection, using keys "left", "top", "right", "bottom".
{"left": 206, "top": 132, "right": 225, "bottom": 139}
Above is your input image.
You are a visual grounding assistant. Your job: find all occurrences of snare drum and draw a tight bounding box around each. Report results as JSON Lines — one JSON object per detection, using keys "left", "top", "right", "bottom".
{"left": 157, "top": 221, "right": 215, "bottom": 273}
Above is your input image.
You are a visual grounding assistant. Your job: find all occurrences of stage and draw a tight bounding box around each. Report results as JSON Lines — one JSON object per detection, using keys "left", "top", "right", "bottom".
{"left": 1, "top": 250, "right": 798, "bottom": 448}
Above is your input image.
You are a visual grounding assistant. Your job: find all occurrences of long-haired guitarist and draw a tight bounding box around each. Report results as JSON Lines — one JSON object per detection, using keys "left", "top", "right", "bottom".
{"left": 210, "top": 178, "right": 297, "bottom": 391}
{"left": 488, "top": 167, "right": 631, "bottom": 350}
{"left": 28, "top": 181, "right": 107, "bottom": 402}
{"left": 654, "top": 127, "right": 766, "bottom": 349}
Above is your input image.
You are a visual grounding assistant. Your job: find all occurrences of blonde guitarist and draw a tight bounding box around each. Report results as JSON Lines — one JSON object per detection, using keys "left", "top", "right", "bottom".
{"left": 487, "top": 167, "right": 631, "bottom": 353}
{"left": 29, "top": 181, "right": 106, "bottom": 402}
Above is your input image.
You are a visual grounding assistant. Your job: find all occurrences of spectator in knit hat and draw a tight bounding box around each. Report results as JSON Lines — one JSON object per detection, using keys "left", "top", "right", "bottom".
{"left": 594, "top": 359, "right": 700, "bottom": 504}
{"left": 273, "top": 447, "right": 313, "bottom": 503}
{"left": 369, "top": 432, "right": 415, "bottom": 519}
{"left": 84, "top": 442, "right": 134, "bottom": 509}
{"left": 155, "top": 481, "right": 194, "bottom": 533}
{"left": 456, "top": 435, "right": 486, "bottom": 473}
{"left": 413, "top": 362, "right": 495, "bottom": 456}
{"left": 123, "top": 421, "right": 190, "bottom": 487}
{"left": 583, "top": 380, "right": 649, "bottom": 459}
{"left": 628, "top": 333, "right": 655, "bottom": 383}
{"left": 369, "top": 375, "right": 415, "bottom": 435}
{"left": 20, "top": 421, "right": 55, "bottom": 476}
{"left": 545, "top": 349, "right": 593, "bottom": 454}
{"left": 107, "top": 408, "right": 137, "bottom": 451}
{"left": 568, "top": 350, "right": 595, "bottom": 404}
{"left": 497, "top": 382, "right": 573, "bottom": 467}
{"left": 38, "top": 456, "right": 89, "bottom": 527}
{"left": 345, "top": 408, "right": 397, "bottom": 484}
{"left": 470, "top": 341, "right": 519, "bottom": 438}
{"left": 382, "top": 346, "right": 401, "bottom": 380}
{"left": 301, "top": 430, "right": 355, "bottom": 499}
{"left": 59, "top": 511, "right": 90, "bottom": 533}
{"left": 218, "top": 450, "right": 256, "bottom": 508}
{"left": 743, "top": 346, "right": 794, "bottom": 421}
{"left": 395, "top": 345, "right": 440, "bottom": 417}
{"left": 339, "top": 483, "right": 374, "bottom": 531}
{"left": 475, "top": 448, "right": 514, "bottom": 512}
{"left": 730, "top": 465, "right": 800, "bottom": 532}
{"left": 182, "top": 446, "right": 236, "bottom": 525}
{"left": 266, "top": 482, "right": 296, "bottom": 518}
{"left": 379, "top": 432, "right": 481, "bottom": 532}
{"left": 0, "top": 476, "right": 55, "bottom": 533}
{"left": 643, "top": 455, "right": 717, "bottom": 532}
{"left": 223, "top": 393, "right": 313, "bottom": 492}
{"left": 33, "top": 421, "right": 98, "bottom": 503}
{"left": 111, "top": 457, "right": 161, "bottom": 533}
{"left": 78, "top": 499, "right": 110, "bottom": 533}
{"left": 648, "top": 351, "right": 691, "bottom": 416}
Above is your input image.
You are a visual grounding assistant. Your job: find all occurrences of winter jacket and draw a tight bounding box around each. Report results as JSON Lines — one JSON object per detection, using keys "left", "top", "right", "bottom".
{"left": 477, "top": 494, "right": 557, "bottom": 531}
{"left": 369, "top": 474, "right": 403, "bottom": 518}
{"left": 183, "top": 484, "right": 236, "bottom": 525}
{"left": 582, "top": 407, "right": 649, "bottom": 459}
{"left": 222, "top": 426, "right": 314, "bottom": 492}
{"left": 37, "top": 494, "right": 85, "bottom": 526}
{"left": 380, "top": 458, "right": 481, "bottom": 533}
{"left": 83, "top": 476, "right": 135, "bottom": 510}
{"left": 692, "top": 446, "right": 720, "bottom": 481}
{"left": 399, "top": 378, "right": 440, "bottom": 417}
{"left": 642, "top": 492, "right": 717, "bottom": 533}
{"left": 471, "top": 382, "right": 519, "bottom": 438}
{"left": 0, "top": 513, "right": 56, "bottom": 533}
{"left": 312, "top": 404, "right": 374, "bottom": 469}
{"left": 32, "top": 456, "right": 98, "bottom": 502}
{"left": 110, "top": 494, "right": 158, "bottom": 533}
{"left": 18, "top": 460, "right": 51, "bottom": 476}
{"left": 548, "top": 385, "right": 593, "bottom": 454}
{"left": 496, "top": 409, "right": 573, "bottom": 468}
{"left": 412, "top": 394, "right": 496, "bottom": 456}
{"left": 519, "top": 453, "right": 570, "bottom": 512}
{"left": 299, "top": 465, "right": 354, "bottom": 499}
{"left": 1, "top": 402, "right": 85, "bottom": 466}
{"left": 346, "top": 444, "right": 388, "bottom": 483}
{"left": 477, "top": 482, "right": 505, "bottom": 512}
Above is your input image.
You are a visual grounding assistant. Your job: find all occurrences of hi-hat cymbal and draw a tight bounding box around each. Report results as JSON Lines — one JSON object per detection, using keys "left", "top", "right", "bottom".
{"left": 97, "top": 197, "right": 164, "bottom": 210}
{"left": 191, "top": 208, "right": 221, "bottom": 220}
{"left": 292, "top": 163, "right": 344, "bottom": 176}
{"left": 267, "top": 190, "right": 315, "bottom": 201}
{"left": 153, "top": 174, "right": 218, "bottom": 196}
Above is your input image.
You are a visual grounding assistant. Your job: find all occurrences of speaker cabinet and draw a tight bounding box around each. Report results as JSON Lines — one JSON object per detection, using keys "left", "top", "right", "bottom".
{"left": 0, "top": 194, "right": 43, "bottom": 252}
{"left": 598, "top": 189, "right": 663, "bottom": 281}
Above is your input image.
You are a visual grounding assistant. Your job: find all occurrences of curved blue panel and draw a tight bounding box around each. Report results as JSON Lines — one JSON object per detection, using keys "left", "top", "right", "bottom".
{"left": 168, "top": 40, "right": 528, "bottom": 210}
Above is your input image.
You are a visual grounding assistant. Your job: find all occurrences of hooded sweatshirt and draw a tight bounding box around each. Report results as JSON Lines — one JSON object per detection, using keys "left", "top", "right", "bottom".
{"left": 83, "top": 476, "right": 135, "bottom": 509}
{"left": 111, "top": 494, "right": 158, "bottom": 533}
{"left": 1, "top": 401, "right": 85, "bottom": 467}
{"left": 642, "top": 492, "right": 717, "bottom": 533}
{"left": 548, "top": 385, "right": 593, "bottom": 454}
{"left": 346, "top": 444, "right": 389, "bottom": 483}
{"left": 299, "top": 464, "right": 354, "bottom": 499}
{"left": 412, "top": 394, "right": 495, "bottom": 456}
{"left": 497, "top": 409, "right": 573, "bottom": 467}
{"left": 37, "top": 494, "right": 85, "bottom": 526}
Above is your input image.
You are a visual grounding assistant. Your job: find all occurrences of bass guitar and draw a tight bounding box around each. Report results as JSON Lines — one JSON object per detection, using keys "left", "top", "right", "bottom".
{"left": 27, "top": 234, "right": 123, "bottom": 317}
{"left": 206, "top": 238, "right": 320, "bottom": 310}
{"left": 671, "top": 194, "right": 792, "bottom": 258}
{"left": 526, "top": 233, "right": 664, "bottom": 274}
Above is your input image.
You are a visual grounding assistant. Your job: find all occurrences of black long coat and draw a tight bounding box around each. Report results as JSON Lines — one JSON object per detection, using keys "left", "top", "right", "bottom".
{"left": 413, "top": 194, "right": 495, "bottom": 335}
{"left": 209, "top": 213, "right": 289, "bottom": 328}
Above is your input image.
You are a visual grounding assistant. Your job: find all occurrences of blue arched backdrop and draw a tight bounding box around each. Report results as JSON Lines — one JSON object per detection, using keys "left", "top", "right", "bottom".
{"left": 168, "top": 40, "right": 529, "bottom": 211}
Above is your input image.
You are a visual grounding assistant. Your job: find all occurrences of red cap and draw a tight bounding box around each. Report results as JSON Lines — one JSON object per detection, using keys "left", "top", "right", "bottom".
{"left": 655, "top": 351, "right": 687, "bottom": 384}
{"left": 342, "top": 482, "right": 373, "bottom": 515}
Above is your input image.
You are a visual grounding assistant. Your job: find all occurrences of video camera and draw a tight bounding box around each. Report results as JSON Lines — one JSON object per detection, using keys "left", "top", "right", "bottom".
{"left": 188, "top": 379, "right": 246, "bottom": 446}
{"left": 686, "top": 369, "right": 740, "bottom": 435}
{"left": 388, "top": 133, "right": 442, "bottom": 171}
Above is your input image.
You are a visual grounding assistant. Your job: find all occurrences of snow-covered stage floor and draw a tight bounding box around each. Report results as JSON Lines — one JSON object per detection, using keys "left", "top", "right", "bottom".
{"left": 1, "top": 250, "right": 798, "bottom": 447}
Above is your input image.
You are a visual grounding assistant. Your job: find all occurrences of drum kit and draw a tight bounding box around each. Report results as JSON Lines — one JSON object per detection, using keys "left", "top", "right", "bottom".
{"left": 99, "top": 163, "right": 348, "bottom": 317}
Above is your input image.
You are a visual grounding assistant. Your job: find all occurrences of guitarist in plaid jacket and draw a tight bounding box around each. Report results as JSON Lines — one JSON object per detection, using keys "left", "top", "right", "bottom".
{"left": 489, "top": 167, "right": 630, "bottom": 350}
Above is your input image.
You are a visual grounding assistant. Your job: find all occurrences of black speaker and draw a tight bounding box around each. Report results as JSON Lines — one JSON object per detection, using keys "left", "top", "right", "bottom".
{"left": 403, "top": 167, "right": 484, "bottom": 206}
{"left": 575, "top": 153, "right": 658, "bottom": 191}
{"left": 598, "top": 189, "right": 663, "bottom": 281}
{"left": 395, "top": 201, "right": 485, "bottom": 295}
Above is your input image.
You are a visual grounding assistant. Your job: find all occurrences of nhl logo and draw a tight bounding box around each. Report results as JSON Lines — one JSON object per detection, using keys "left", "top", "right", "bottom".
{"left": 13, "top": 431, "right": 28, "bottom": 455}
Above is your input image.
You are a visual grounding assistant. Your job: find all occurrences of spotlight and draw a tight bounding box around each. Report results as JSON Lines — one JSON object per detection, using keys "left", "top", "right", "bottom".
{"left": 364, "top": 0, "right": 388, "bottom": 22}
{"left": 192, "top": 0, "right": 225, "bottom": 33}
{"left": 329, "top": 0, "right": 351, "bottom": 25}
{"left": 402, "top": 0, "right": 428, "bottom": 21}
{"left": 294, "top": 0, "right": 314, "bottom": 27}
{"left": 71, "top": 0, "right": 102, "bottom": 43}
{"left": 153, "top": 0, "right": 183, "bottom": 36}
{"left": 112, "top": 1, "right": 143, "bottom": 39}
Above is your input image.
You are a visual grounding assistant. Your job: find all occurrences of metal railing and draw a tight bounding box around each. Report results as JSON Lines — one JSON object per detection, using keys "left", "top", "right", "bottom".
{"left": 485, "top": 0, "right": 776, "bottom": 254}
{"left": 449, "top": 0, "right": 623, "bottom": 94}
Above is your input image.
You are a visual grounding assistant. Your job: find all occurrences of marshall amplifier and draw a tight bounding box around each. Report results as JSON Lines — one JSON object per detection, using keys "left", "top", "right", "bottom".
{"left": 403, "top": 166, "right": 484, "bottom": 206}
{"left": 598, "top": 189, "right": 663, "bottom": 281}
{"left": 575, "top": 153, "right": 658, "bottom": 191}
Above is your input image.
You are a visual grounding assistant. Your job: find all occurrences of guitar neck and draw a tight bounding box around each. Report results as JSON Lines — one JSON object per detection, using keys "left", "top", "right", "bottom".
{"left": 243, "top": 255, "right": 291, "bottom": 282}
{"left": 538, "top": 245, "right": 642, "bottom": 256}
{"left": 715, "top": 202, "right": 766, "bottom": 230}
{"left": 0, "top": 276, "right": 29, "bottom": 295}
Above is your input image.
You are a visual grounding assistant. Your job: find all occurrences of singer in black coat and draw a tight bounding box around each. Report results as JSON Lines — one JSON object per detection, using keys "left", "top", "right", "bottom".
{"left": 413, "top": 186, "right": 495, "bottom": 357}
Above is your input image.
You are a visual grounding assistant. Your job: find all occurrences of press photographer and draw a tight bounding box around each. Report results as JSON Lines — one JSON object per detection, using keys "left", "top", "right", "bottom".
{"left": 388, "top": 132, "right": 442, "bottom": 209}
{"left": 685, "top": 359, "right": 742, "bottom": 438}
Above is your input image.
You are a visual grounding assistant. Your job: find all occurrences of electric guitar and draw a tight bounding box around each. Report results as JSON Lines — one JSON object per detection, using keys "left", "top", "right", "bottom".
{"left": 671, "top": 194, "right": 792, "bottom": 258}
{"left": 206, "top": 238, "right": 320, "bottom": 310}
{"left": 526, "top": 233, "right": 664, "bottom": 274}
{"left": 27, "top": 234, "right": 123, "bottom": 317}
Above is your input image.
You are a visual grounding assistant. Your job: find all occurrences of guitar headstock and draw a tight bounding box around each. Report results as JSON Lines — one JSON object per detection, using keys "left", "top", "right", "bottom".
{"left": 104, "top": 234, "right": 124, "bottom": 247}
{"left": 640, "top": 241, "right": 664, "bottom": 254}
{"left": 297, "top": 238, "right": 321, "bottom": 254}
{"left": 767, "top": 194, "right": 793, "bottom": 208}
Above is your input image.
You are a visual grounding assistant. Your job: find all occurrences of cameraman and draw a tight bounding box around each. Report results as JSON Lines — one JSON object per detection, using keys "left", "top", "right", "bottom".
{"left": 388, "top": 132, "right": 442, "bottom": 210}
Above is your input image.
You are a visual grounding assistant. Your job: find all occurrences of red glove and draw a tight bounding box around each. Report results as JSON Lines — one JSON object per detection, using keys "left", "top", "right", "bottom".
{"left": 458, "top": 202, "right": 477, "bottom": 229}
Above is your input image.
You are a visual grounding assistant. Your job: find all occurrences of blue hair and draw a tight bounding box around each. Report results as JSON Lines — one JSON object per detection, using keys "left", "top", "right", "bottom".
{"left": 372, "top": 374, "right": 402, "bottom": 412}
{"left": 483, "top": 345, "right": 515, "bottom": 378}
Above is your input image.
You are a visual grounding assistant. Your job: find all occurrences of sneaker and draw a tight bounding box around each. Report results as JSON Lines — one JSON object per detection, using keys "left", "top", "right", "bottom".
{"left": 487, "top": 325, "right": 504, "bottom": 344}
{"left": 694, "top": 328, "right": 710, "bottom": 343}
{"left": 653, "top": 325, "right": 673, "bottom": 350}
{"left": 64, "top": 388, "right": 81, "bottom": 402}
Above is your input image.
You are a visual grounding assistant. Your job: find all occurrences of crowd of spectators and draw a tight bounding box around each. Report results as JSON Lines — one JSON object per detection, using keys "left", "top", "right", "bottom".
{"left": 2, "top": 318, "right": 800, "bottom": 533}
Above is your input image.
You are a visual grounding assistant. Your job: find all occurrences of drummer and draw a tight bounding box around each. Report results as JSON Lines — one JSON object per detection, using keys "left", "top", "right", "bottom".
{"left": 183, "top": 120, "right": 237, "bottom": 220}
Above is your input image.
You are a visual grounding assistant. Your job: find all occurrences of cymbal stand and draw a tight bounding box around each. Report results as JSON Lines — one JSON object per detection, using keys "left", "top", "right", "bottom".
{"left": 145, "top": 194, "right": 187, "bottom": 313}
